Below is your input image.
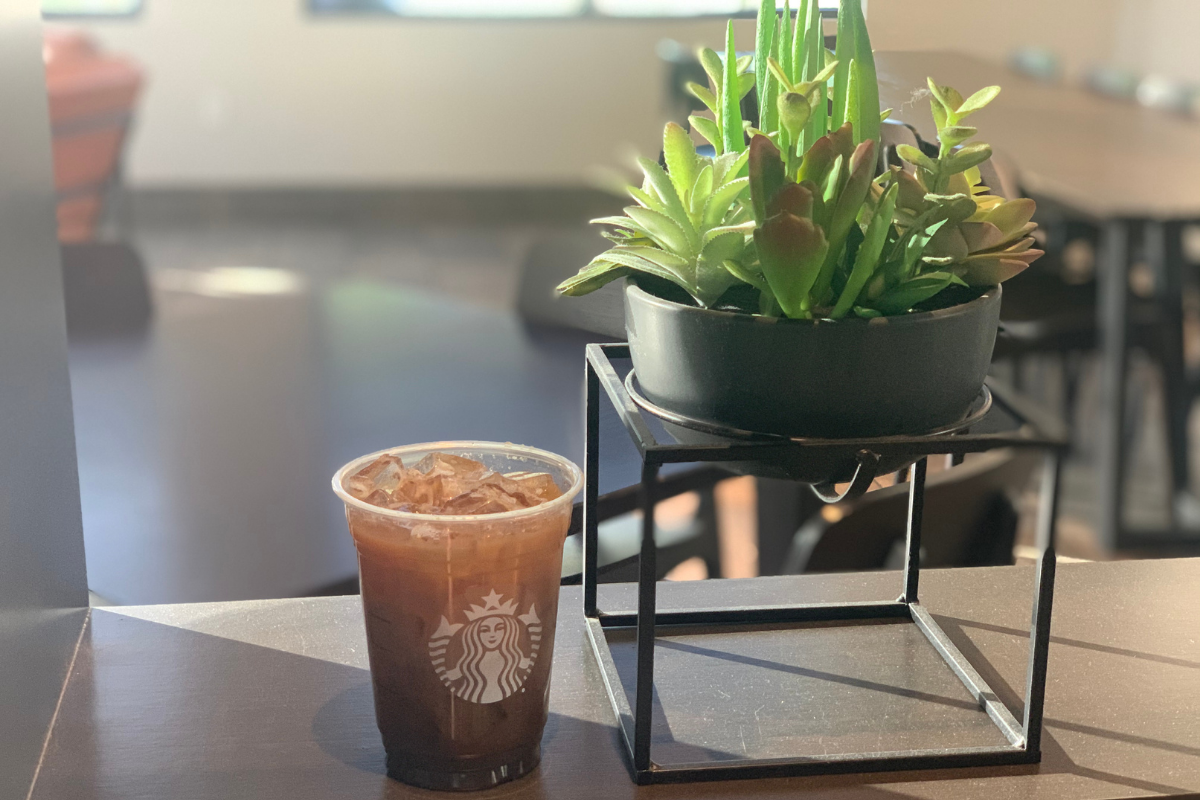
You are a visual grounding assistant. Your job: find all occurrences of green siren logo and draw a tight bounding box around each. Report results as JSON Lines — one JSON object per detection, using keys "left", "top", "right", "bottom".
{"left": 429, "top": 590, "right": 541, "bottom": 704}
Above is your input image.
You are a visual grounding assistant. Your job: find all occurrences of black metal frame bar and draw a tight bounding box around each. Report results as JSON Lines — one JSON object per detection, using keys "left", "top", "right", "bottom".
{"left": 582, "top": 343, "right": 1066, "bottom": 784}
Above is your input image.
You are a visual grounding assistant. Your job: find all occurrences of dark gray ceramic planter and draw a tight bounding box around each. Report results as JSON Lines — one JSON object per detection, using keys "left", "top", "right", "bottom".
{"left": 624, "top": 280, "right": 1001, "bottom": 440}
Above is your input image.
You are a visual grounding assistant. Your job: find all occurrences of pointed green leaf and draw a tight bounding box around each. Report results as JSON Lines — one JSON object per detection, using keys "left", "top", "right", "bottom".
{"left": 556, "top": 259, "right": 632, "bottom": 296}
{"left": 689, "top": 115, "right": 722, "bottom": 151}
{"left": 897, "top": 144, "right": 936, "bottom": 172}
{"left": 849, "top": 0, "right": 880, "bottom": 147}
{"left": 755, "top": 0, "right": 777, "bottom": 126}
{"left": 957, "top": 85, "right": 1001, "bottom": 117}
{"left": 792, "top": 0, "right": 808, "bottom": 84}
{"left": 624, "top": 206, "right": 694, "bottom": 258}
{"left": 832, "top": 0, "right": 858, "bottom": 131}
{"left": 767, "top": 57, "right": 793, "bottom": 92}
{"left": 704, "top": 177, "right": 750, "bottom": 229}
{"left": 738, "top": 72, "right": 757, "bottom": 100}
{"left": 638, "top": 157, "right": 696, "bottom": 241}
{"left": 663, "top": 122, "right": 700, "bottom": 205}
{"left": 627, "top": 185, "right": 668, "bottom": 215}
{"left": 872, "top": 271, "right": 957, "bottom": 314}
{"left": 779, "top": 1, "right": 793, "bottom": 92}
{"left": 686, "top": 82, "right": 718, "bottom": 114}
{"left": 724, "top": 257, "right": 771, "bottom": 294}
{"left": 689, "top": 164, "right": 714, "bottom": 216}
{"left": 943, "top": 142, "right": 993, "bottom": 175}
{"left": 699, "top": 48, "right": 724, "bottom": 92}
{"left": 832, "top": 182, "right": 898, "bottom": 318}
{"left": 813, "top": 138, "right": 878, "bottom": 303}
{"left": 723, "top": 21, "right": 746, "bottom": 154}
{"left": 748, "top": 134, "right": 787, "bottom": 225}
{"left": 591, "top": 215, "right": 639, "bottom": 230}
{"left": 938, "top": 125, "right": 977, "bottom": 147}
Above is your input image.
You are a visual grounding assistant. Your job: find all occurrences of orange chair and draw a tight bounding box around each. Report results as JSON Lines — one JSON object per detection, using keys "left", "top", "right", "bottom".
{"left": 43, "top": 29, "right": 142, "bottom": 242}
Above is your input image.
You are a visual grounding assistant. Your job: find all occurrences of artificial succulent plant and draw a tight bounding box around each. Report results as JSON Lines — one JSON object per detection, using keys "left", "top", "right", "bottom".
{"left": 556, "top": 0, "right": 1042, "bottom": 319}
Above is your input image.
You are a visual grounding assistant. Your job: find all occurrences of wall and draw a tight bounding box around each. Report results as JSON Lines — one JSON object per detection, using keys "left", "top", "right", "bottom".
{"left": 71, "top": 1, "right": 753, "bottom": 187}
{"left": 72, "top": 0, "right": 1191, "bottom": 189}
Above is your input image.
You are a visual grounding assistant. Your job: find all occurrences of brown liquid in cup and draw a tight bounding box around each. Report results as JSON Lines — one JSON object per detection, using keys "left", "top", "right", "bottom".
{"left": 341, "top": 451, "right": 574, "bottom": 791}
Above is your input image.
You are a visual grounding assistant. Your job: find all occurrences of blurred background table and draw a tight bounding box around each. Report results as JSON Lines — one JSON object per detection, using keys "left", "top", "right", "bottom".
{"left": 879, "top": 51, "right": 1200, "bottom": 553}
{"left": 68, "top": 275, "right": 636, "bottom": 604}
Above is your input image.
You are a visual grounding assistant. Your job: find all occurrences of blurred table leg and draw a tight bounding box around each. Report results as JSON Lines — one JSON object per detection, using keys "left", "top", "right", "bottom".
{"left": 1097, "top": 220, "right": 1130, "bottom": 551}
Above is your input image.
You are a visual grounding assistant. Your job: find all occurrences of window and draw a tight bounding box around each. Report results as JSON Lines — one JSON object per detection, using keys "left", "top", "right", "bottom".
{"left": 42, "top": 0, "right": 141, "bottom": 15}
{"left": 309, "top": 0, "right": 836, "bottom": 18}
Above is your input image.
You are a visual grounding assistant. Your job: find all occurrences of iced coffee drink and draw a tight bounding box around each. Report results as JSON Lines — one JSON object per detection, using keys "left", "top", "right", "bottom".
{"left": 332, "top": 442, "right": 582, "bottom": 791}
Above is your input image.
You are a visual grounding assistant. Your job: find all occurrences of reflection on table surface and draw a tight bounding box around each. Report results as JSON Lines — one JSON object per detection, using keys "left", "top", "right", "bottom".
{"left": 69, "top": 271, "right": 632, "bottom": 604}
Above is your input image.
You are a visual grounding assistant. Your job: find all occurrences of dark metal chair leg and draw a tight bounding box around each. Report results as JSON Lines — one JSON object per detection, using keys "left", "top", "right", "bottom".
{"left": 1147, "top": 220, "right": 1193, "bottom": 504}
{"left": 1097, "top": 220, "right": 1132, "bottom": 550}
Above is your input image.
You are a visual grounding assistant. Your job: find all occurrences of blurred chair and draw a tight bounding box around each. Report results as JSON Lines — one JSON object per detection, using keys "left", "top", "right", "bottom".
{"left": 43, "top": 28, "right": 142, "bottom": 243}
{"left": 1009, "top": 47, "right": 1063, "bottom": 83}
{"left": 783, "top": 450, "right": 1040, "bottom": 574}
{"left": 60, "top": 241, "right": 152, "bottom": 338}
{"left": 518, "top": 232, "right": 727, "bottom": 582}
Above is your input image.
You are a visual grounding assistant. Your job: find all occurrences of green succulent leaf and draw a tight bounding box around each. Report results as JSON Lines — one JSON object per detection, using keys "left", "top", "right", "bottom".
{"left": 848, "top": 0, "right": 880, "bottom": 146}
{"left": 689, "top": 115, "right": 722, "bottom": 150}
{"left": 555, "top": 259, "right": 631, "bottom": 296}
{"left": 832, "top": 182, "right": 898, "bottom": 318}
{"left": 722, "top": 21, "right": 746, "bottom": 154}
{"left": 943, "top": 142, "right": 993, "bottom": 175}
{"left": 768, "top": 57, "right": 794, "bottom": 92}
{"left": 686, "top": 82, "right": 718, "bottom": 114}
{"left": 755, "top": 0, "right": 777, "bottom": 121}
{"left": 624, "top": 206, "right": 694, "bottom": 258}
{"left": 956, "top": 85, "right": 1001, "bottom": 118}
{"left": 938, "top": 125, "right": 977, "bottom": 147}
{"left": 724, "top": 257, "right": 771, "bottom": 294}
{"left": 638, "top": 157, "right": 696, "bottom": 242}
{"left": 663, "top": 122, "right": 700, "bottom": 205}
{"left": 871, "top": 271, "right": 963, "bottom": 314}
{"left": 897, "top": 144, "right": 936, "bottom": 172}
{"left": 754, "top": 212, "right": 829, "bottom": 318}
{"left": 704, "top": 177, "right": 750, "bottom": 229}
{"left": 749, "top": 135, "right": 787, "bottom": 225}
{"left": 739, "top": 72, "right": 757, "bottom": 100}
{"left": 689, "top": 164, "right": 715, "bottom": 216}
{"left": 699, "top": 48, "right": 724, "bottom": 93}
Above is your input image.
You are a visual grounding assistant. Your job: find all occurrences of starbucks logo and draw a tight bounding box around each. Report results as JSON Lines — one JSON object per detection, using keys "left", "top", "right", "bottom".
{"left": 428, "top": 590, "right": 541, "bottom": 704}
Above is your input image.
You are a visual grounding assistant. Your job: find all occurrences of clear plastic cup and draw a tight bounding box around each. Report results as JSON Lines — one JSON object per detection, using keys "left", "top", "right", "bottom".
{"left": 332, "top": 442, "right": 582, "bottom": 791}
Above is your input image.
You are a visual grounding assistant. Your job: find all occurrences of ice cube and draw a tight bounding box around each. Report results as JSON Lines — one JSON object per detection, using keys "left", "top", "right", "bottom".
{"left": 346, "top": 454, "right": 405, "bottom": 501}
{"left": 441, "top": 483, "right": 528, "bottom": 515}
{"left": 506, "top": 471, "right": 563, "bottom": 503}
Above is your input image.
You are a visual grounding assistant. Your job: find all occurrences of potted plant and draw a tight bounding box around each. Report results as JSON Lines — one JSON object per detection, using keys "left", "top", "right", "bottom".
{"left": 558, "top": 0, "right": 1042, "bottom": 439}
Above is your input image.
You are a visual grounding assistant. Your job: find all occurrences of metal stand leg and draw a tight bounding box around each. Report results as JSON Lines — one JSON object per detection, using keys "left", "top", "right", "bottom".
{"left": 634, "top": 462, "right": 660, "bottom": 773}
{"left": 584, "top": 362, "right": 600, "bottom": 618}
{"left": 1097, "top": 220, "right": 1131, "bottom": 550}
{"left": 902, "top": 458, "right": 927, "bottom": 603}
{"left": 1023, "top": 453, "right": 1059, "bottom": 754}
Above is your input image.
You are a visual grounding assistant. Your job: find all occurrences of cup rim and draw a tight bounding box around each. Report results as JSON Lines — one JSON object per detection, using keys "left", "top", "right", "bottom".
{"left": 331, "top": 440, "right": 584, "bottom": 523}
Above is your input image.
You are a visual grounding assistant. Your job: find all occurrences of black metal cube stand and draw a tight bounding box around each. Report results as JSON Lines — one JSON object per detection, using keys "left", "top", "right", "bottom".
{"left": 582, "top": 343, "right": 1070, "bottom": 785}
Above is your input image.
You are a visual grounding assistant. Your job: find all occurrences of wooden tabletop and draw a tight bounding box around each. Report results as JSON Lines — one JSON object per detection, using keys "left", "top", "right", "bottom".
{"left": 31, "top": 559, "right": 1200, "bottom": 799}
{"left": 876, "top": 51, "right": 1200, "bottom": 221}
